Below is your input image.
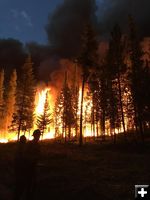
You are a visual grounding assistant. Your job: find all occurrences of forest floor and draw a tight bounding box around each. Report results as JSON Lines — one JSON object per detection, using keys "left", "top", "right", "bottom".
{"left": 0, "top": 137, "right": 150, "bottom": 200}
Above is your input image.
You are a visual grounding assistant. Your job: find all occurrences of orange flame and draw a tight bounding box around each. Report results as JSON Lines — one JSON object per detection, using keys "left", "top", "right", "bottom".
{"left": 34, "top": 87, "right": 55, "bottom": 140}
{"left": 0, "top": 83, "right": 131, "bottom": 143}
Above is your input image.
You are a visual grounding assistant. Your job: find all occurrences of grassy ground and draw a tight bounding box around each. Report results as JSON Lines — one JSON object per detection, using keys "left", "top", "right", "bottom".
{"left": 0, "top": 139, "right": 150, "bottom": 200}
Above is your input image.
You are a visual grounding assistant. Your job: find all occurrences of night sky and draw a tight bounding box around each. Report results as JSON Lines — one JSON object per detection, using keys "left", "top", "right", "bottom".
{"left": 0, "top": 0, "right": 149, "bottom": 44}
{"left": 0, "top": 0, "right": 62, "bottom": 44}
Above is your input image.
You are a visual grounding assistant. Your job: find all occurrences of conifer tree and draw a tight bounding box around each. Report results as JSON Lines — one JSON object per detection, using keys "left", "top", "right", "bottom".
{"left": 55, "top": 72, "right": 75, "bottom": 141}
{"left": 0, "top": 69, "right": 4, "bottom": 115}
{"left": 106, "top": 39, "right": 120, "bottom": 143}
{"left": 71, "top": 61, "right": 79, "bottom": 139}
{"left": 128, "top": 16, "right": 145, "bottom": 140}
{"left": 78, "top": 23, "right": 99, "bottom": 145}
{"left": 0, "top": 69, "right": 4, "bottom": 133}
{"left": 36, "top": 91, "right": 52, "bottom": 137}
{"left": 10, "top": 56, "right": 35, "bottom": 140}
{"left": 54, "top": 89, "right": 64, "bottom": 139}
{"left": 109, "top": 25, "right": 127, "bottom": 138}
{"left": 142, "top": 63, "right": 150, "bottom": 130}
{"left": 63, "top": 72, "right": 75, "bottom": 141}
{"left": 3, "top": 69, "right": 17, "bottom": 131}
{"left": 98, "top": 63, "right": 108, "bottom": 140}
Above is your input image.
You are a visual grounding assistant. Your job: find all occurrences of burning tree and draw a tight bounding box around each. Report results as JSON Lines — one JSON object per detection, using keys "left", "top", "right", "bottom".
{"left": 128, "top": 16, "right": 146, "bottom": 141}
{"left": 0, "top": 69, "right": 4, "bottom": 136}
{"left": 141, "top": 63, "right": 150, "bottom": 131}
{"left": 109, "top": 25, "right": 127, "bottom": 137}
{"left": 0, "top": 15, "right": 149, "bottom": 144}
{"left": 98, "top": 64, "right": 109, "bottom": 140}
{"left": 71, "top": 60, "right": 79, "bottom": 139}
{"left": 104, "top": 25, "right": 127, "bottom": 142}
{"left": 3, "top": 69, "right": 17, "bottom": 132}
{"left": 0, "top": 69, "right": 4, "bottom": 117}
{"left": 36, "top": 91, "right": 52, "bottom": 137}
{"left": 10, "top": 56, "right": 35, "bottom": 140}
{"left": 78, "top": 23, "right": 99, "bottom": 145}
{"left": 55, "top": 72, "right": 75, "bottom": 141}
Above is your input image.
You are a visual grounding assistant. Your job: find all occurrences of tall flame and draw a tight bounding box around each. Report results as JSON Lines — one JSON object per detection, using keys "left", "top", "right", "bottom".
{"left": 34, "top": 87, "right": 55, "bottom": 140}
{"left": 0, "top": 84, "right": 131, "bottom": 143}
{"left": 35, "top": 88, "right": 50, "bottom": 115}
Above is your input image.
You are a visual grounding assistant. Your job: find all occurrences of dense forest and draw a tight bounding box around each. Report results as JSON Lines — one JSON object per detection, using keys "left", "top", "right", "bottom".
{"left": 0, "top": 16, "right": 149, "bottom": 145}
{"left": 0, "top": 1, "right": 150, "bottom": 199}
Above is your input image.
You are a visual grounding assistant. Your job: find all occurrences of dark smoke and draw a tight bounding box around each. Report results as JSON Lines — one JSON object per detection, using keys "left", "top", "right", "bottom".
{"left": 46, "top": 0, "right": 150, "bottom": 58}
{"left": 38, "top": 56, "right": 62, "bottom": 82}
{"left": 97, "top": 0, "right": 150, "bottom": 38}
{"left": 46, "top": 0, "right": 98, "bottom": 58}
{"left": 39, "top": 0, "right": 150, "bottom": 82}
{"left": 0, "top": 38, "right": 27, "bottom": 79}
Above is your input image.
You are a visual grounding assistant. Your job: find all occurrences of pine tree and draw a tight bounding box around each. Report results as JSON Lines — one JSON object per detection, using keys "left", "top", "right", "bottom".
{"left": 54, "top": 89, "right": 64, "bottom": 139}
{"left": 10, "top": 56, "right": 35, "bottom": 140}
{"left": 71, "top": 60, "right": 79, "bottom": 139}
{"left": 36, "top": 91, "right": 52, "bottom": 137}
{"left": 98, "top": 63, "right": 108, "bottom": 140}
{"left": 0, "top": 69, "right": 4, "bottom": 116}
{"left": 3, "top": 69, "right": 17, "bottom": 131}
{"left": 89, "top": 71, "right": 101, "bottom": 139}
{"left": 106, "top": 38, "right": 120, "bottom": 143}
{"left": 142, "top": 63, "right": 150, "bottom": 131}
{"left": 128, "top": 16, "right": 145, "bottom": 141}
{"left": 54, "top": 72, "right": 75, "bottom": 142}
{"left": 78, "top": 23, "right": 99, "bottom": 146}
{"left": 109, "top": 25, "right": 127, "bottom": 138}
{"left": 0, "top": 69, "right": 4, "bottom": 134}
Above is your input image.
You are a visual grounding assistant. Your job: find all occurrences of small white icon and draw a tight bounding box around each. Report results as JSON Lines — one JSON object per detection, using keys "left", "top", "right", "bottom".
{"left": 138, "top": 188, "right": 147, "bottom": 198}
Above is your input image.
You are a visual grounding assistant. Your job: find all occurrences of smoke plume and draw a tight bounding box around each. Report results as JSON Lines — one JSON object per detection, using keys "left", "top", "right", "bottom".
{"left": 37, "top": 0, "right": 149, "bottom": 82}
{"left": 97, "top": 0, "right": 150, "bottom": 38}
{"left": 46, "top": 0, "right": 150, "bottom": 58}
{"left": 46, "top": 0, "right": 98, "bottom": 58}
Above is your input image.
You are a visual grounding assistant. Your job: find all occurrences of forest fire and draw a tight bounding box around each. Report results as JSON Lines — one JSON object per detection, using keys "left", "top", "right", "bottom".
{"left": 35, "top": 88, "right": 50, "bottom": 115}
{"left": 0, "top": 65, "right": 148, "bottom": 144}
{"left": 34, "top": 87, "right": 55, "bottom": 140}
{"left": 0, "top": 23, "right": 149, "bottom": 144}
{"left": 0, "top": 133, "right": 17, "bottom": 143}
{"left": 0, "top": 88, "right": 54, "bottom": 143}
{"left": 30, "top": 86, "right": 95, "bottom": 140}
{"left": 0, "top": 1, "right": 150, "bottom": 200}
{"left": 0, "top": 85, "right": 97, "bottom": 143}
{"left": 0, "top": 81, "right": 142, "bottom": 143}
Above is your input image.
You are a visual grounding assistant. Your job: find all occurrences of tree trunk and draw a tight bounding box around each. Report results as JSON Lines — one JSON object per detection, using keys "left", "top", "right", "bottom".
{"left": 17, "top": 122, "right": 21, "bottom": 141}
{"left": 101, "top": 110, "right": 105, "bottom": 141}
{"left": 117, "top": 74, "right": 126, "bottom": 138}
{"left": 79, "top": 76, "right": 85, "bottom": 146}
{"left": 137, "top": 108, "right": 144, "bottom": 142}
{"left": 133, "top": 97, "right": 144, "bottom": 142}
{"left": 113, "top": 130, "right": 117, "bottom": 144}
{"left": 92, "top": 95, "right": 96, "bottom": 140}
{"left": 75, "top": 104, "right": 78, "bottom": 138}
{"left": 96, "top": 121, "right": 99, "bottom": 137}
{"left": 68, "top": 125, "right": 71, "bottom": 140}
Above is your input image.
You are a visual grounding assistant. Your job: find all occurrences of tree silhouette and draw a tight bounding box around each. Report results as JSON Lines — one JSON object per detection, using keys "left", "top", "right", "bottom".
{"left": 55, "top": 72, "right": 75, "bottom": 141}
{"left": 78, "top": 23, "right": 99, "bottom": 145}
{"left": 109, "top": 24, "right": 127, "bottom": 139}
{"left": 10, "top": 56, "right": 35, "bottom": 140}
{"left": 3, "top": 69, "right": 17, "bottom": 132}
{"left": 128, "top": 16, "right": 145, "bottom": 141}
{"left": 36, "top": 91, "right": 52, "bottom": 137}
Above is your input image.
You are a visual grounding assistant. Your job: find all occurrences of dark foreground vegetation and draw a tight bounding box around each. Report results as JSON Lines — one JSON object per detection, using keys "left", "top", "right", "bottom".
{"left": 0, "top": 136, "right": 150, "bottom": 200}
